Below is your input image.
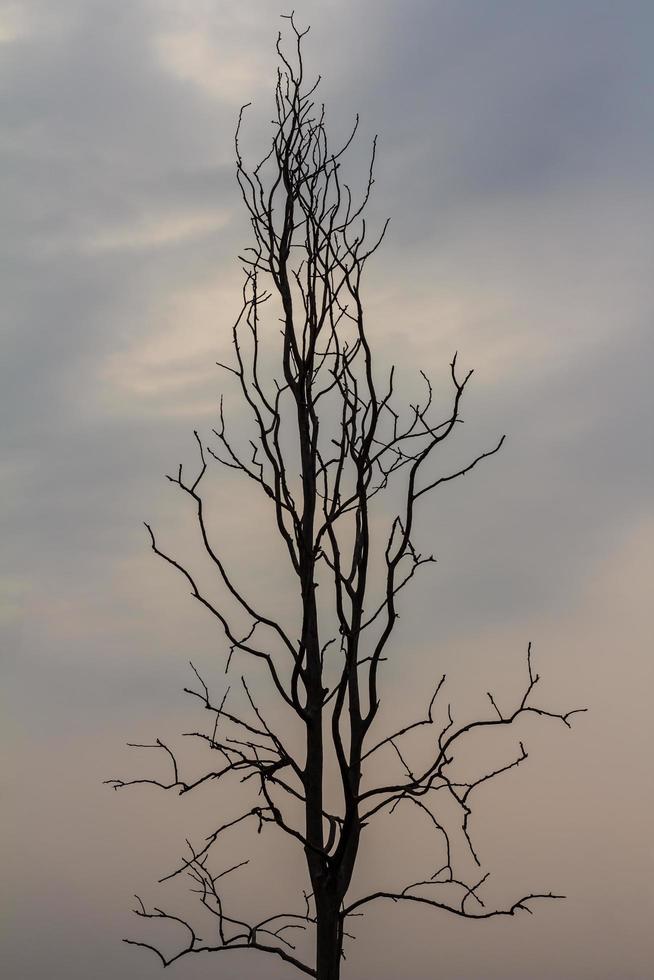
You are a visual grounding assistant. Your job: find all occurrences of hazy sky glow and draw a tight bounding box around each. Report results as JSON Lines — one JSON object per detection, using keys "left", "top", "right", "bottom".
{"left": 3, "top": 2, "right": 653, "bottom": 978}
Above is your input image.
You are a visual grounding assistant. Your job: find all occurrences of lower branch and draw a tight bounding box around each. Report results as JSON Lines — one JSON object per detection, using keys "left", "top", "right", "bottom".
{"left": 342, "top": 888, "right": 564, "bottom": 922}
{"left": 126, "top": 885, "right": 317, "bottom": 976}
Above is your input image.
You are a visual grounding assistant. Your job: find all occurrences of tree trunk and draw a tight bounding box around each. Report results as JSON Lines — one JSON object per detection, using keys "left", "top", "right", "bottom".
{"left": 315, "top": 893, "right": 342, "bottom": 980}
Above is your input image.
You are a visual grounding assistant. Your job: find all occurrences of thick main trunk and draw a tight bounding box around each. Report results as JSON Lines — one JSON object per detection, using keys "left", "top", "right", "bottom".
{"left": 315, "top": 893, "right": 342, "bottom": 980}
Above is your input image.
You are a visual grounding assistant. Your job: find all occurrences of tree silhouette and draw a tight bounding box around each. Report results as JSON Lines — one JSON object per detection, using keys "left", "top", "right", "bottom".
{"left": 108, "top": 16, "right": 585, "bottom": 980}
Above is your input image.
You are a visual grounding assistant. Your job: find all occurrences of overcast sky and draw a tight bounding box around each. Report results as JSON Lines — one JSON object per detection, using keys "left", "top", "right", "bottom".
{"left": 3, "top": 2, "right": 653, "bottom": 978}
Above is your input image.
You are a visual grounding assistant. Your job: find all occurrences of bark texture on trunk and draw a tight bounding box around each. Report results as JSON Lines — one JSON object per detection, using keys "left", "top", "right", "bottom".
{"left": 315, "top": 892, "right": 342, "bottom": 980}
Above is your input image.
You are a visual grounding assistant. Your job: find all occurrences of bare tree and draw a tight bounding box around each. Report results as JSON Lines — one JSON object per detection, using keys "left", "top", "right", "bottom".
{"left": 108, "top": 16, "right": 585, "bottom": 980}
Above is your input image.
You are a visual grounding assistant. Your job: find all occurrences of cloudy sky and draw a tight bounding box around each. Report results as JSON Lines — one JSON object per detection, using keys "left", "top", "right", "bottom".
{"left": 2, "top": 1, "right": 653, "bottom": 978}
